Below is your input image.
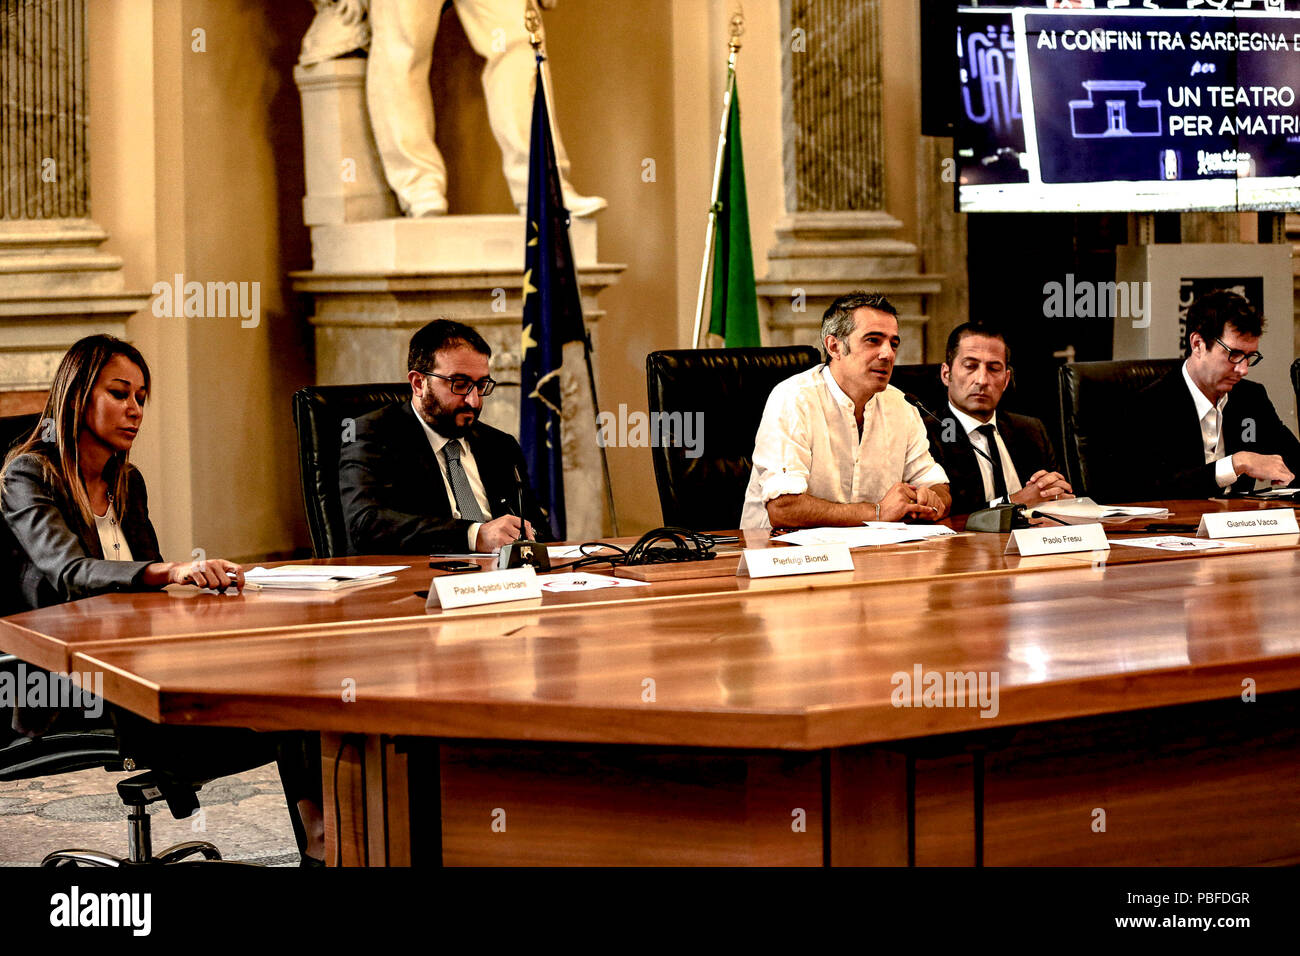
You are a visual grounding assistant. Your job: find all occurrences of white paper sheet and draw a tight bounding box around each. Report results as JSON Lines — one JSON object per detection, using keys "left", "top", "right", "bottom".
{"left": 537, "top": 571, "right": 651, "bottom": 591}
{"left": 245, "top": 565, "right": 408, "bottom": 582}
{"left": 774, "top": 526, "right": 936, "bottom": 548}
{"left": 1031, "top": 497, "right": 1169, "bottom": 524}
{"left": 1109, "top": 536, "right": 1246, "bottom": 552}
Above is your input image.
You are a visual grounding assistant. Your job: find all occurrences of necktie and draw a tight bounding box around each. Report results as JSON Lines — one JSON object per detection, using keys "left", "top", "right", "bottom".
{"left": 442, "top": 440, "right": 488, "bottom": 522}
{"left": 976, "top": 424, "right": 1009, "bottom": 502}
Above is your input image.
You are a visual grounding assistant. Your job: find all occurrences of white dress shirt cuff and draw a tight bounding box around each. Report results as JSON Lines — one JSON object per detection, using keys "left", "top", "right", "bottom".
{"left": 760, "top": 472, "right": 809, "bottom": 502}
{"left": 1214, "top": 455, "right": 1238, "bottom": 488}
{"left": 467, "top": 523, "right": 482, "bottom": 552}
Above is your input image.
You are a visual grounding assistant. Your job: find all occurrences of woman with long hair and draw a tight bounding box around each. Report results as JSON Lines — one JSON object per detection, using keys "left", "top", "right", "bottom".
{"left": 1, "top": 334, "right": 322, "bottom": 865}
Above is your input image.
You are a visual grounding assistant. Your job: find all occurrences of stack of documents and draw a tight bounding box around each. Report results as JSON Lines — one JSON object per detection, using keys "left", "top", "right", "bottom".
{"left": 243, "top": 565, "right": 408, "bottom": 591}
{"left": 773, "top": 523, "right": 957, "bottom": 549}
{"left": 1029, "top": 498, "right": 1169, "bottom": 525}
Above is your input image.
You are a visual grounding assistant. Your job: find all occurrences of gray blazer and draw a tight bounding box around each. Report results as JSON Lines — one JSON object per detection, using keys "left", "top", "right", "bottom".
{"left": 1, "top": 451, "right": 162, "bottom": 613}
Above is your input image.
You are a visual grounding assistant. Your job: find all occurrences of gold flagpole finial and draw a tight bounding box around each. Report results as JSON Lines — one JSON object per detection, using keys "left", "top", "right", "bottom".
{"left": 525, "top": 2, "right": 543, "bottom": 52}
{"left": 728, "top": 10, "right": 744, "bottom": 54}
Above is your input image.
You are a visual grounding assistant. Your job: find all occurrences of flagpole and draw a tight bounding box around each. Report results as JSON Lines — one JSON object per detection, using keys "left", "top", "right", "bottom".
{"left": 526, "top": 4, "right": 620, "bottom": 536}
{"left": 690, "top": 15, "right": 745, "bottom": 349}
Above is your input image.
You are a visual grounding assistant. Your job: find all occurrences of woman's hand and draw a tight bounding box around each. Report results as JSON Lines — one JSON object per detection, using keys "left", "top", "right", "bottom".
{"left": 167, "top": 558, "right": 244, "bottom": 591}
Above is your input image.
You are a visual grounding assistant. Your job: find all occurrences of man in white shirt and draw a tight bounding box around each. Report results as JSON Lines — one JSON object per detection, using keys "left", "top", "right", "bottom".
{"left": 927, "top": 322, "right": 1072, "bottom": 514}
{"left": 741, "top": 292, "right": 952, "bottom": 529}
{"left": 339, "top": 319, "right": 550, "bottom": 554}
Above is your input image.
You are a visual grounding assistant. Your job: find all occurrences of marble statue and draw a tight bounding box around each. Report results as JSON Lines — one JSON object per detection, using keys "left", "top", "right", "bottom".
{"left": 299, "top": 0, "right": 605, "bottom": 218}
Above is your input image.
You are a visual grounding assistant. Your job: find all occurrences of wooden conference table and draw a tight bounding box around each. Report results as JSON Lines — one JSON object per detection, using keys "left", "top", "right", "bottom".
{"left": 3, "top": 499, "right": 1300, "bottom": 866}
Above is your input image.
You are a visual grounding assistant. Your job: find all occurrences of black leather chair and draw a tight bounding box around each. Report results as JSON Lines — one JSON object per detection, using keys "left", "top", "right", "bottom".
{"left": 292, "top": 384, "right": 410, "bottom": 558}
{"left": 0, "top": 412, "right": 40, "bottom": 452}
{"left": 1058, "top": 358, "right": 1182, "bottom": 499}
{"left": 1290, "top": 357, "right": 1300, "bottom": 412}
{"left": 645, "top": 346, "right": 822, "bottom": 530}
{"left": 0, "top": 654, "right": 267, "bottom": 866}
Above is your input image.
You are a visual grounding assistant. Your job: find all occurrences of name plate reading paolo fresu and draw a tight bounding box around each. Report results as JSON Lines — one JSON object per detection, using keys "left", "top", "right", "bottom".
{"left": 427, "top": 566, "right": 543, "bottom": 609}
{"left": 737, "top": 544, "right": 854, "bottom": 578}
{"left": 1198, "top": 509, "right": 1299, "bottom": 539}
{"left": 1005, "top": 522, "right": 1109, "bottom": 557}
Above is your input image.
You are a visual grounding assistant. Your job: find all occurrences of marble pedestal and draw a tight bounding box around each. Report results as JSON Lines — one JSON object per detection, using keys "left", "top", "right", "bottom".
{"left": 0, "top": 220, "right": 152, "bottom": 413}
{"left": 757, "top": 211, "right": 942, "bottom": 364}
{"left": 291, "top": 215, "right": 624, "bottom": 540}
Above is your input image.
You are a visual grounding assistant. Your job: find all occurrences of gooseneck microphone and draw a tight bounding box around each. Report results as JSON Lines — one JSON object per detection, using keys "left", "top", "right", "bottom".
{"left": 903, "top": 392, "right": 945, "bottom": 427}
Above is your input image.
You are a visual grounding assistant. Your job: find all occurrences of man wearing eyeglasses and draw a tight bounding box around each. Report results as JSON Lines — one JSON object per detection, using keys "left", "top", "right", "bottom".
{"left": 1132, "top": 289, "right": 1300, "bottom": 500}
{"left": 339, "top": 319, "right": 551, "bottom": 554}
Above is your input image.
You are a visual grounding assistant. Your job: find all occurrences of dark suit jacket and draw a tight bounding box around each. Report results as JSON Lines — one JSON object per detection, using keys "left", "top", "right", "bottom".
{"left": 1, "top": 451, "right": 162, "bottom": 613}
{"left": 1127, "top": 368, "right": 1300, "bottom": 500}
{"left": 925, "top": 407, "right": 1059, "bottom": 515}
{"left": 338, "top": 400, "right": 553, "bottom": 554}
{"left": 1, "top": 451, "right": 163, "bottom": 737}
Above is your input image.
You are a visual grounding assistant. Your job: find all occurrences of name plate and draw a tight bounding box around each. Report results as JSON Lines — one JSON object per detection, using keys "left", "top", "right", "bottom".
{"left": 1197, "top": 509, "right": 1299, "bottom": 539}
{"left": 1005, "top": 522, "right": 1109, "bottom": 556}
{"left": 737, "top": 544, "right": 854, "bottom": 578}
{"left": 426, "top": 567, "right": 542, "bottom": 609}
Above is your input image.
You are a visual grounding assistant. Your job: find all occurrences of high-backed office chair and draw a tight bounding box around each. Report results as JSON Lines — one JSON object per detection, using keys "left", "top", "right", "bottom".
{"left": 645, "top": 346, "right": 822, "bottom": 530}
{"left": 0, "top": 412, "right": 40, "bottom": 452}
{"left": 1290, "top": 357, "right": 1300, "bottom": 412}
{"left": 0, "top": 654, "right": 269, "bottom": 866}
{"left": 1058, "top": 358, "right": 1181, "bottom": 499}
{"left": 890, "top": 361, "right": 1066, "bottom": 464}
{"left": 292, "top": 384, "right": 410, "bottom": 558}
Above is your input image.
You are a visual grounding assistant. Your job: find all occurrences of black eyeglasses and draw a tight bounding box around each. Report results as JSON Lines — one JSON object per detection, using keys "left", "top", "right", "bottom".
{"left": 1214, "top": 339, "right": 1263, "bottom": 367}
{"left": 423, "top": 371, "right": 497, "bottom": 396}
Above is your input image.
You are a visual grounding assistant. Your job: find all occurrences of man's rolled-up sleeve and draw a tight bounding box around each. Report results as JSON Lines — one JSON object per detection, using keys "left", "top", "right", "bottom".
{"left": 751, "top": 392, "right": 814, "bottom": 503}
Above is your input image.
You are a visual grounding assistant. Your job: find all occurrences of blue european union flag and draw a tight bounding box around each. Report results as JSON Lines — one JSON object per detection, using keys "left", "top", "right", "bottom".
{"left": 520, "top": 54, "right": 586, "bottom": 541}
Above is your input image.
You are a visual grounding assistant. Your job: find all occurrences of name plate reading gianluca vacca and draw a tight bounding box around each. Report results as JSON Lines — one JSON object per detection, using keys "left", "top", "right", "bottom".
{"left": 1198, "top": 508, "right": 1299, "bottom": 539}
{"left": 427, "top": 566, "right": 542, "bottom": 609}
{"left": 737, "top": 544, "right": 854, "bottom": 577}
{"left": 1005, "top": 522, "right": 1109, "bottom": 556}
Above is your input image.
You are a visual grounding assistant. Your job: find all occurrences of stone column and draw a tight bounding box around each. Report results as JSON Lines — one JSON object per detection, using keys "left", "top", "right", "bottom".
{"left": 0, "top": 0, "right": 150, "bottom": 413}
{"left": 760, "top": 0, "right": 940, "bottom": 363}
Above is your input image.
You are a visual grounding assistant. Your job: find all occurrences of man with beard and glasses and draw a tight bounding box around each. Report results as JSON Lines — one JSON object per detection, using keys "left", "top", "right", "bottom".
{"left": 741, "top": 292, "right": 952, "bottom": 529}
{"left": 339, "top": 319, "right": 551, "bottom": 554}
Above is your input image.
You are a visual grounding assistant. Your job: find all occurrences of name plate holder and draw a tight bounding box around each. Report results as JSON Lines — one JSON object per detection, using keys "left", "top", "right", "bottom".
{"left": 1005, "top": 523, "right": 1109, "bottom": 556}
{"left": 427, "top": 567, "right": 543, "bottom": 609}
{"left": 737, "top": 544, "right": 854, "bottom": 578}
{"left": 1198, "top": 509, "right": 1299, "bottom": 539}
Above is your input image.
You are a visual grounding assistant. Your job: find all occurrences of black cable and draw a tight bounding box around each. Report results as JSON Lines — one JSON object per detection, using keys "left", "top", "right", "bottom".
{"left": 544, "top": 528, "right": 721, "bottom": 572}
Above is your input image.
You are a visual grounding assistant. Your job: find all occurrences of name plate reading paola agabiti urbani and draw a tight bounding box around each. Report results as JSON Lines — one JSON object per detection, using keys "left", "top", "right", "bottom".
{"left": 1005, "top": 523, "right": 1109, "bottom": 557}
{"left": 1198, "top": 509, "right": 1300, "bottom": 539}
{"left": 427, "top": 567, "right": 542, "bottom": 609}
{"left": 737, "top": 544, "right": 854, "bottom": 578}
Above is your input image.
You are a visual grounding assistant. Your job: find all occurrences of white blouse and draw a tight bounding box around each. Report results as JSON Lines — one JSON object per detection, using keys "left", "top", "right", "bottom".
{"left": 93, "top": 502, "right": 134, "bottom": 562}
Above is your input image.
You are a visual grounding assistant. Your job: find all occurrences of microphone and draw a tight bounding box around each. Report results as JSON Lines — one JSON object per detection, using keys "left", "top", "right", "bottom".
{"left": 903, "top": 392, "right": 946, "bottom": 427}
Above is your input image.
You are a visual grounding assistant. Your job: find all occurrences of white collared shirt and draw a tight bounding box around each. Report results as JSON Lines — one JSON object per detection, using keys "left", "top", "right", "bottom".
{"left": 741, "top": 365, "right": 948, "bottom": 528}
{"left": 1182, "top": 361, "right": 1239, "bottom": 489}
{"left": 946, "top": 402, "right": 1023, "bottom": 506}
{"left": 414, "top": 411, "right": 493, "bottom": 551}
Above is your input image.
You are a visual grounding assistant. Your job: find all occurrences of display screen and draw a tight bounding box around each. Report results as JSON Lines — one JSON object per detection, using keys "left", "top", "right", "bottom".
{"left": 956, "top": 1, "right": 1300, "bottom": 212}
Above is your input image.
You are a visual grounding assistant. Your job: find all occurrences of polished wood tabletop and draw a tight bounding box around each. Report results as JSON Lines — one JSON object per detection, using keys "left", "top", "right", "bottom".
{"left": 68, "top": 542, "right": 1300, "bottom": 749}
{"left": 3, "top": 499, "right": 1295, "bottom": 674}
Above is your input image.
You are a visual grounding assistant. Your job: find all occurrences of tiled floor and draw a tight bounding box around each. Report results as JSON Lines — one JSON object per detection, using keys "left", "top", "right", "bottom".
{"left": 0, "top": 761, "right": 299, "bottom": 867}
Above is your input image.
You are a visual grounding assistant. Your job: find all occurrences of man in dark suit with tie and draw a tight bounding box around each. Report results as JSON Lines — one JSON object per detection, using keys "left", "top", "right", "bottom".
{"left": 339, "top": 319, "right": 552, "bottom": 554}
{"left": 1128, "top": 289, "right": 1299, "bottom": 500}
{"left": 925, "top": 322, "right": 1073, "bottom": 515}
